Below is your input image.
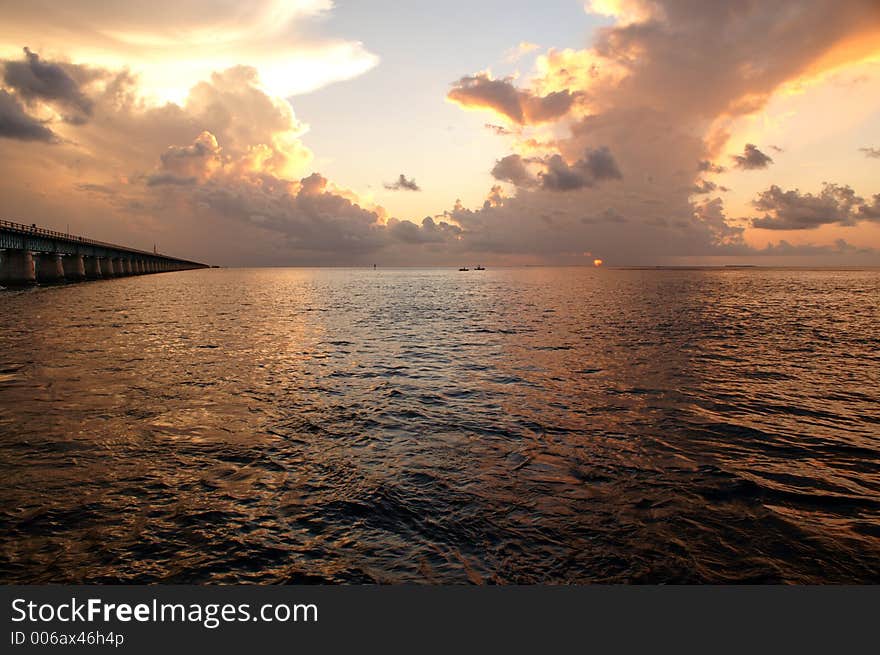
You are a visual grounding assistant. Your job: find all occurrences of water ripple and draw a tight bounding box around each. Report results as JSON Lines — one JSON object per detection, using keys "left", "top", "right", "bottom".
{"left": 1, "top": 267, "right": 879, "bottom": 583}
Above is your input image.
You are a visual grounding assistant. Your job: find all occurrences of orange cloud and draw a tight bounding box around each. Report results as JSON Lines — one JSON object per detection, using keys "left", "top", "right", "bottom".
{"left": 447, "top": 73, "right": 581, "bottom": 125}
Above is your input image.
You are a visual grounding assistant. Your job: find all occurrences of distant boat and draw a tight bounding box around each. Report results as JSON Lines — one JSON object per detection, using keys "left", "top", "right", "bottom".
{"left": 475, "top": 265, "right": 485, "bottom": 270}
{"left": 458, "top": 267, "right": 469, "bottom": 271}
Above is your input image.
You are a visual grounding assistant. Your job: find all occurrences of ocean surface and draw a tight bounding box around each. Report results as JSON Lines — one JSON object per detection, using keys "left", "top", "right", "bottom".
{"left": 0, "top": 267, "right": 878, "bottom": 583}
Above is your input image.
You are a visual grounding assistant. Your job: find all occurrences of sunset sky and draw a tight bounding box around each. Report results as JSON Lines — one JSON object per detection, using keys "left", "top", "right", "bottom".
{"left": 1, "top": 0, "right": 879, "bottom": 266}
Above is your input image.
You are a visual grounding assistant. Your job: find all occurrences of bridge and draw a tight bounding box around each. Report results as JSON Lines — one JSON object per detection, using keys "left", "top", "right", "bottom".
{"left": 0, "top": 220, "right": 208, "bottom": 285}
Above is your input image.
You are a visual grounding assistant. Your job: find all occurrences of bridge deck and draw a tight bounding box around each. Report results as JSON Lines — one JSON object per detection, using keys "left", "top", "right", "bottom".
{"left": 0, "top": 219, "right": 207, "bottom": 267}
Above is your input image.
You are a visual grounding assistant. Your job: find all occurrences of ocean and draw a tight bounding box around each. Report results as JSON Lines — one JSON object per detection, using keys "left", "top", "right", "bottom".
{"left": 1, "top": 267, "right": 878, "bottom": 583}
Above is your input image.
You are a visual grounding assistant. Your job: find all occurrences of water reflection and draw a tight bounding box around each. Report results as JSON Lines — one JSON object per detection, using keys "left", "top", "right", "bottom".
{"left": 0, "top": 267, "right": 878, "bottom": 582}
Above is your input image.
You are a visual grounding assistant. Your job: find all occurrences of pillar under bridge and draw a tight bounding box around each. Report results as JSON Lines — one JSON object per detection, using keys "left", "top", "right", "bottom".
{"left": 36, "top": 253, "right": 65, "bottom": 283}
{"left": 62, "top": 254, "right": 86, "bottom": 281}
{"left": 0, "top": 249, "right": 36, "bottom": 284}
{"left": 84, "top": 256, "right": 102, "bottom": 279}
{"left": 100, "top": 257, "right": 115, "bottom": 277}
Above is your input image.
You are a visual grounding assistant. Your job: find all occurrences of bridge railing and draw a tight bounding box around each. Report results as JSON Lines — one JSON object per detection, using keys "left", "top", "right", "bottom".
{"left": 0, "top": 218, "right": 143, "bottom": 252}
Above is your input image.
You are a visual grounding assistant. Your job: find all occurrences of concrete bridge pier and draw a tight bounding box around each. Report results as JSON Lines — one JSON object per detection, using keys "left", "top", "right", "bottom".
{"left": 62, "top": 254, "right": 86, "bottom": 281}
{"left": 36, "top": 253, "right": 65, "bottom": 283}
{"left": 0, "top": 249, "right": 36, "bottom": 284}
{"left": 84, "top": 256, "right": 102, "bottom": 279}
{"left": 122, "top": 259, "right": 133, "bottom": 275}
{"left": 100, "top": 256, "right": 115, "bottom": 277}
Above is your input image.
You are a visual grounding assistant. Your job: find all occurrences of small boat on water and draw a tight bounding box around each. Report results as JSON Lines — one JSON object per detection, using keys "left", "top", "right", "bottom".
{"left": 475, "top": 265, "right": 485, "bottom": 270}
{"left": 458, "top": 267, "right": 469, "bottom": 271}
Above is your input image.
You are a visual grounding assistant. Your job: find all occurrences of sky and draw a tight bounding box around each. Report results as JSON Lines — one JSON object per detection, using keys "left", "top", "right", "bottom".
{"left": 0, "top": 0, "right": 879, "bottom": 266}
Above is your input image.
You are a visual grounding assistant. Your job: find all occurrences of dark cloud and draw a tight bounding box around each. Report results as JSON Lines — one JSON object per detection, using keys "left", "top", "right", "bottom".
{"left": 383, "top": 174, "right": 421, "bottom": 191}
{"left": 3, "top": 47, "right": 94, "bottom": 122}
{"left": 539, "top": 147, "right": 622, "bottom": 191}
{"left": 447, "top": 73, "right": 579, "bottom": 125}
{"left": 0, "top": 89, "right": 57, "bottom": 142}
{"left": 732, "top": 143, "right": 774, "bottom": 170}
{"left": 859, "top": 194, "right": 880, "bottom": 219}
{"left": 691, "top": 179, "right": 717, "bottom": 194}
{"left": 491, "top": 154, "right": 534, "bottom": 187}
{"left": 539, "top": 155, "right": 592, "bottom": 191}
{"left": 750, "top": 183, "right": 865, "bottom": 230}
{"left": 491, "top": 147, "right": 622, "bottom": 191}
{"left": 194, "top": 172, "right": 384, "bottom": 254}
{"left": 698, "top": 160, "right": 727, "bottom": 174}
{"left": 388, "top": 216, "right": 462, "bottom": 244}
{"left": 860, "top": 147, "right": 880, "bottom": 159}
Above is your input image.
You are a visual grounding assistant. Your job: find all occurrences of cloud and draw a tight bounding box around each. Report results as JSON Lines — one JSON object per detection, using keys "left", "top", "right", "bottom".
{"left": 491, "top": 147, "right": 622, "bottom": 191}
{"left": 0, "top": 3, "right": 378, "bottom": 100}
{"left": 731, "top": 143, "right": 774, "bottom": 170}
{"left": 860, "top": 147, "right": 880, "bottom": 158}
{"left": 436, "top": 1, "right": 880, "bottom": 264}
{"left": 0, "top": 54, "right": 471, "bottom": 264}
{"left": 539, "top": 147, "right": 622, "bottom": 191}
{"left": 2, "top": 47, "right": 96, "bottom": 122}
{"left": 447, "top": 73, "right": 580, "bottom": 125}
{"left": 0, "top": 57, "right": 429, "bottom": 264}
{"left": 0, "top": 89, "right": 57, "bottom": 142}
{"left": 156, "top": 131, "right": 222, "bottom": 182}
{"left": 491, "top": 154, "right": 535, "bottom": 187}
{"left": 756, "top": 238, "right": 873, "bottom": 256}
{"left": 691, "top": 179, "right": 717, "bottom": 194}
{"left": 388, "top": 216, "right": 462, "bottom": 244}
{"left": 859, "top": 194, "right": 880, "bottom": 219}
{"left": 750, "top": 183, "right": 870, "bottom": 230}
{"left": 698, "top": 160, "right": 727, "bottom": 174}
{"left": 194, "top": 172, "right": 384, "bottom": 253}
{"left": 383, "top": 174, "right": 421, "bottom": 191}
{"left": 2, "top": 3, "right": 880, "bottom": 266}
{"left": 504, "top": 41, "right": 540, "bottom": 63}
